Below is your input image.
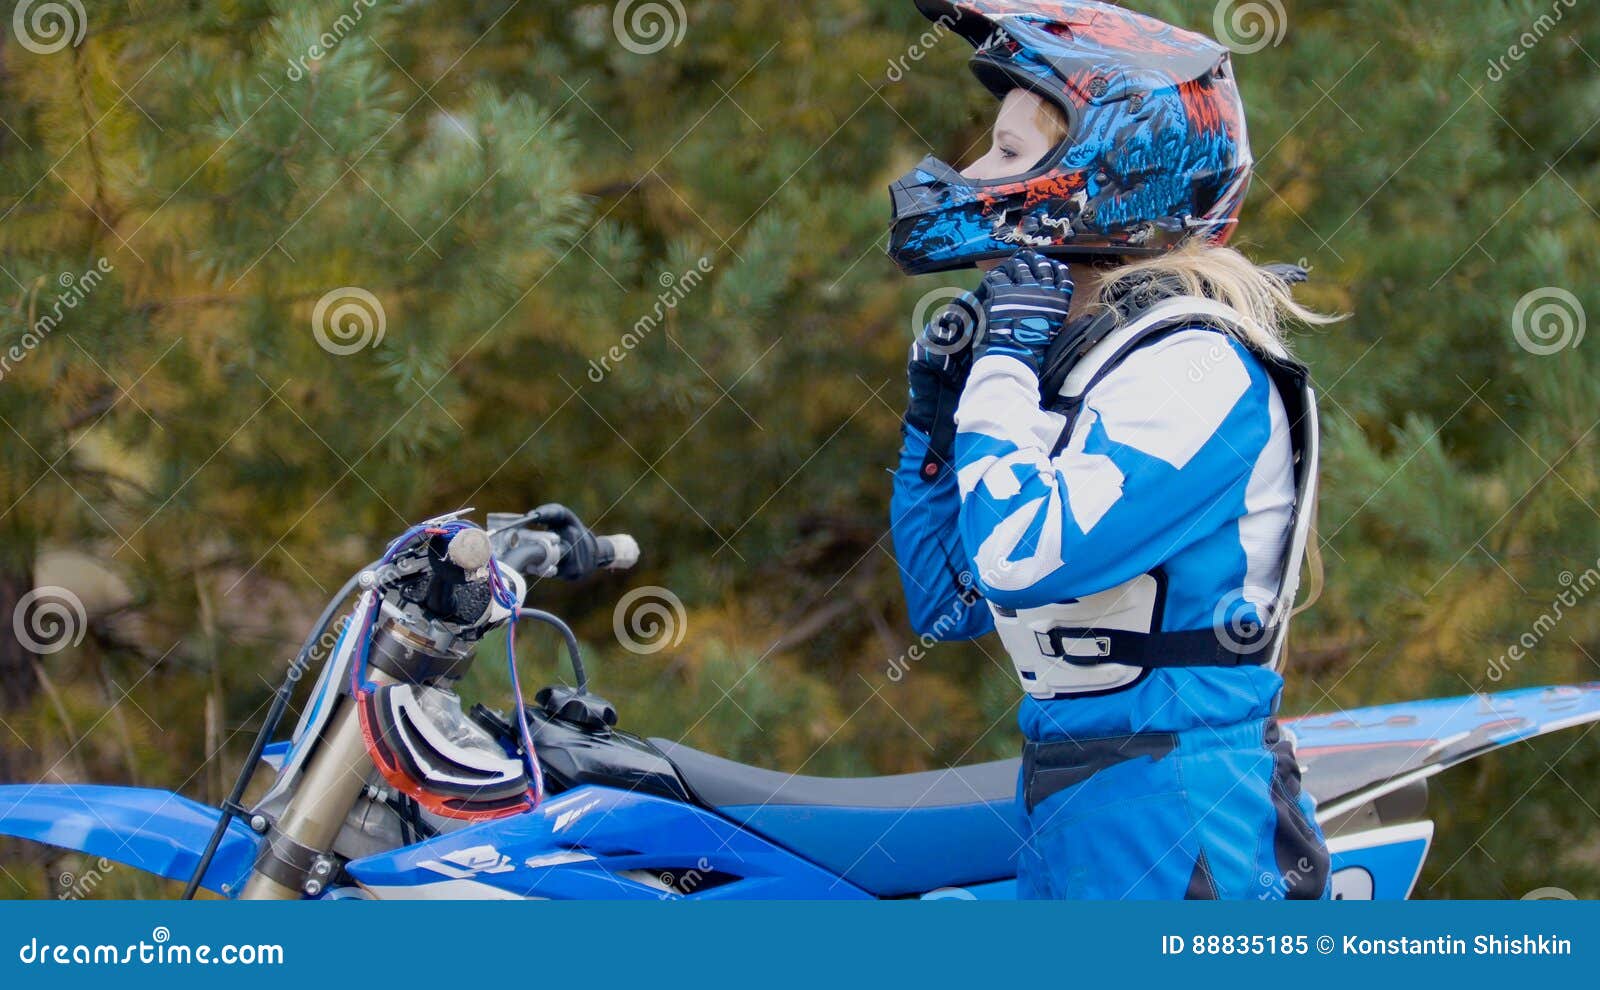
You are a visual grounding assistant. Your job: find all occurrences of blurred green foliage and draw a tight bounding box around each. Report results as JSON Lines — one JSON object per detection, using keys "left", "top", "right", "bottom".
{"left": 0, "top": 0, "right": 1597, "bottom": 899}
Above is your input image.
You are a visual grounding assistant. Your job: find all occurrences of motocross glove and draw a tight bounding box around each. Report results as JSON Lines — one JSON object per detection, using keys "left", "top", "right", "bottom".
{"left": 905, "top": 288, "right": 983, "bottom": 479}
{"left": 973, "top": 250, "right": 1075, "bottom": 375}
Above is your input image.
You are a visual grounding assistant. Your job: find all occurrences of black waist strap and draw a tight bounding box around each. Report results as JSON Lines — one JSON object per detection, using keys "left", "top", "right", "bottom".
{"left": 1035, "top": 623, "right": 1275, "bottom": 669}
{"left": 1022, "top": 720, "right": 1282, "bottom": 812}
{"left": 1021, "top": 732, "right": 1179, "bottom": 813}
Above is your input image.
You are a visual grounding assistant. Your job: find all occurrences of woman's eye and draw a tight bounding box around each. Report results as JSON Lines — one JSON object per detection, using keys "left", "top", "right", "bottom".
{"left": 1000, "top": 147, "right": 1018, "bottom": 159}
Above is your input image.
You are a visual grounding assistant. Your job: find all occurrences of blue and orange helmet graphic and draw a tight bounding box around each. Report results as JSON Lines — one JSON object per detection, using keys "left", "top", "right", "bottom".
{"left": 887, "top": 0, "right": 1253, "bottom": 274}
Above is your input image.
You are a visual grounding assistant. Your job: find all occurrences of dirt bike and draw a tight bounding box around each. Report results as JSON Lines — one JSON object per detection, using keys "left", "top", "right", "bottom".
{"left": 1, "top": 508, "right": 1595, "bottom": 899}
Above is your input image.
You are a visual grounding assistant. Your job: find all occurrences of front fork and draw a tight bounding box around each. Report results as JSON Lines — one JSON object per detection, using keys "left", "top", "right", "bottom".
{"left": 239, "top": 671, "right": 393, "bottom": 900}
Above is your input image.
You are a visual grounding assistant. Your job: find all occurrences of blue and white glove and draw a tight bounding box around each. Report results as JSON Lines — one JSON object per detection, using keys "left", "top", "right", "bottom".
{"left": 974, "top": 250, "right": 1075, "bottom": 375}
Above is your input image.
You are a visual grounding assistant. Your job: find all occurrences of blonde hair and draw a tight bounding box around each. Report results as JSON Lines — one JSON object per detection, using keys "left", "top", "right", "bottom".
{"left": 1083, "top": 241, "right": 1345, "bottom": 354}
{"left": 1032, "top": 95, "right": 1071, "bottom": 146}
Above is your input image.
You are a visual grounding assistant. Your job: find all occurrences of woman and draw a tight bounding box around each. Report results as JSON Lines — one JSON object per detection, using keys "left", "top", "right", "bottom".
{"left": 887, "top": 0, "right": 1336, "bottom": 899}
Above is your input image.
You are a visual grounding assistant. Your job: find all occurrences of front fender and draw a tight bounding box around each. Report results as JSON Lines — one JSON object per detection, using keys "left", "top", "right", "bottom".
{"left": 0, "top": 784, "right": 261, "bottom": 895}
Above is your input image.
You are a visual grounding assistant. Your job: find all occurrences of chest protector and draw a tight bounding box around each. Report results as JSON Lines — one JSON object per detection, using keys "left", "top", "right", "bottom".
{"left": 991, "top": 294, "right": 1320, "bottom": 700}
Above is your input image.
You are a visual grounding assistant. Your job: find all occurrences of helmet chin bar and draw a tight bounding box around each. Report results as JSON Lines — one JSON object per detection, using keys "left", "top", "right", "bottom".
{"left": 886, "top": 152, "right": 1188, "bottom": 275}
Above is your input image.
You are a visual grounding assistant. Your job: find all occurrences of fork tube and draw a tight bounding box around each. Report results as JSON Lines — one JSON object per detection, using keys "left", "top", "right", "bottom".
{"left": 239, "top": 674, "right": 392, "bottom": 899}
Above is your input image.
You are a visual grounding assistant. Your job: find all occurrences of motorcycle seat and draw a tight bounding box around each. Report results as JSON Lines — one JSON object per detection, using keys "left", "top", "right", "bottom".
{"left": 651, "top": 739, "right": 1020, "bottom": 897}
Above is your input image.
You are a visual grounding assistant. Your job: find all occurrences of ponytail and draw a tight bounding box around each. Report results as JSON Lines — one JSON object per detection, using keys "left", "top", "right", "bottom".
{"left": 1082, "top": 241, "right": 1344, "bottom": 353}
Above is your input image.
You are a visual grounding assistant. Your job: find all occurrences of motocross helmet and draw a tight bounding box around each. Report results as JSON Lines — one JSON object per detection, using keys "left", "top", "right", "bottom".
{"left": 887, "top": 0, "right": 1252, "bottom": 274}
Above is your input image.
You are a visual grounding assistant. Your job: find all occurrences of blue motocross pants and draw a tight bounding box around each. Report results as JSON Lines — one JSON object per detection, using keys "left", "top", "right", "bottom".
{"left": 1016, "top": 717, "right": 1330, "bottom": 900}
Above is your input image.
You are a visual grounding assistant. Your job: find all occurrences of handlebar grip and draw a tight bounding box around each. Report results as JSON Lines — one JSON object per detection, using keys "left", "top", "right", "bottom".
{"left": 595, "top": 534, "right": 640, "bottom": 571}
{"left": 499, "top": 532, "right": 559, "bottom": 577}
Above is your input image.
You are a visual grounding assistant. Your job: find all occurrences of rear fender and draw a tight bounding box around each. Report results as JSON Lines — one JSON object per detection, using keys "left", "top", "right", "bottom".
{"left": 0, "top": 784, "right": 260, "bottom": 895}
{"left": 1291, "top": 682, "right": 1600, "bottom": 820}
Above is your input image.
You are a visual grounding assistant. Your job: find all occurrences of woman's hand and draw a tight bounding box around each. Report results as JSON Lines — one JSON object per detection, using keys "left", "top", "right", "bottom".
{"left": 974, "top": 250, "right": 1074, "bottom": 374}
{"left": 905, "top": 289, "right": 981, "bottom": 435}
{"left": 905, "top": 288, "right": 983, "bottom": 479}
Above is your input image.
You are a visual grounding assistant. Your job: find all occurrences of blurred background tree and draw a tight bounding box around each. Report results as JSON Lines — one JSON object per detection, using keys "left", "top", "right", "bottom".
{"left": 0, "top": 0, "right": 1596, "bottom": 898}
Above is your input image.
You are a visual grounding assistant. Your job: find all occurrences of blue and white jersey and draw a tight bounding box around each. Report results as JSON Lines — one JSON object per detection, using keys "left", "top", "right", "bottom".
{"left": 890, "top": 325, "right": 1295, "bottom": 741}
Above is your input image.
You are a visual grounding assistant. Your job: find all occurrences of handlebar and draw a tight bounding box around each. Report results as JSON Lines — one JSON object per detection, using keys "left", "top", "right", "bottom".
{"left": 501, "top": 532, "right": 637, "bottom": 577}
{"left": 488, "top": 507, "right": 638, "bottom": 580}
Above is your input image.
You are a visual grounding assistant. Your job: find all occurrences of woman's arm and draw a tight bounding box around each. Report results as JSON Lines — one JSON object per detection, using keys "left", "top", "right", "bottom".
{"left": 953, "top": 329, "right": 1283, "bottom": 610}
{"left": 891, "top": 424, "right": 995, "bottom": 641}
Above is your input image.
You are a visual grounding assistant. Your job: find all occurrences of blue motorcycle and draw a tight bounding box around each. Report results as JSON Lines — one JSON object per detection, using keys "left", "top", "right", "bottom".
{"left": 2, "top": 508, "right": 1596, "bottom": 899}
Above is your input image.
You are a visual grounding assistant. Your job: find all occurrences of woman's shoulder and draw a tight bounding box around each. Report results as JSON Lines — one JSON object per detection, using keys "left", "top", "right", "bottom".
{"left": 1080, "top": 326, "right": 1277, "bottom": 465}
{"left": 1092, "top": 324, "right": 1267, "bottom": 406}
